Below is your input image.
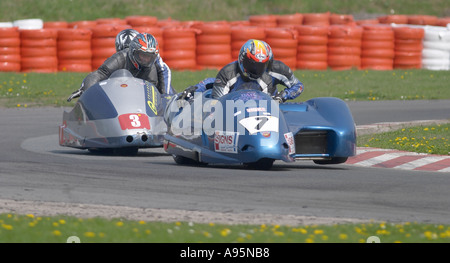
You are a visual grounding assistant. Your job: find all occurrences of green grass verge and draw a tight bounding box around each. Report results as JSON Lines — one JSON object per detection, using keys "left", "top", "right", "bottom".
{"left": 1, "top": 213, "right": 449, "bottom": 243}
{"left": 1, "top": 69, "right": 449, "bottom": 108}
{"left": 357, "top": 123, "right": 450, "bottom": 155}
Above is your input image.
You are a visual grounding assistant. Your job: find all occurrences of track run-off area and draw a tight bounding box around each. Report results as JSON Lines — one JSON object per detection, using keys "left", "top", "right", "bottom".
{"left": 0, "top": 100, "right": 449, "bottom": 225}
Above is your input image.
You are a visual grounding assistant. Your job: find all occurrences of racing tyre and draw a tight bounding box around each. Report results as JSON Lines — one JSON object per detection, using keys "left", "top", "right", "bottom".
{"left": 114, "top": 147, "right": 139, "bottom": 156}
{"left": 314, "top": 157, "right": 348, "bottom": 165}
{"left": 88, "top": 147, "right": 139, "bottom": 156}
{"left": 172, "top": 155, "right": 207, "bottom": 166}
{"left": 244, "top": 158, "right": 274, "bottom": 170}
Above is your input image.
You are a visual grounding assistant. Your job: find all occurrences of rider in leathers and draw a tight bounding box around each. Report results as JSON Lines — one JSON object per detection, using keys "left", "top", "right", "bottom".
{"left": 212, "top": 39, "right": 273, "bottom": 99}
{"left": 67, "top": 32, "right": 174, "bottom": 101}
{"left": 179, "top": 40, "right": 303, "bottom": 102}
{"left": 267, "top": 58, "right": 304, "bottom": 102}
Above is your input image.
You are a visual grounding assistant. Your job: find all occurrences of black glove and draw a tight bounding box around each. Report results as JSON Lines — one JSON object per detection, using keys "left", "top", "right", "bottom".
{"left": 67, "top": 89, "right": 83, "bottom": 102}
{"left": 178, "top": 85, "right": 198, "bottom": 101}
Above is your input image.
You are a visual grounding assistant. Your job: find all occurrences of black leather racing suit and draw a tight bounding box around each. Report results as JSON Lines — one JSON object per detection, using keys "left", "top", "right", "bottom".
{"left": 212, "top": 61, "right": 274, "bottom": 99}
{"left": 268, "top": 60, "right": 304, "bottom": 100}
{"left": 80, "top": 49, "right": 174, "bottom": 94}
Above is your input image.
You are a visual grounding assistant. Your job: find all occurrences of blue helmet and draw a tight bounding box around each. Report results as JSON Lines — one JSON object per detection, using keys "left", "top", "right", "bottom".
{"left": 238, "top": 39, "right": 271, "bottom": 80}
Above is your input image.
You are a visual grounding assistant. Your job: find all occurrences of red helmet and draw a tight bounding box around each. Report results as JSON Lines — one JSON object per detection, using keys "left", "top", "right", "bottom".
{"left": 128, "top": 33, "right": 159, "bottom": 70}
{"left": 238, "top": 39, "right": 271, "bottom": 80}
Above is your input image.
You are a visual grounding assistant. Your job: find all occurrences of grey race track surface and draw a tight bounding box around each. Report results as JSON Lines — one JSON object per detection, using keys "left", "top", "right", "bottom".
{"left": 1, "top": 100, "right": 450, "bottom": 225}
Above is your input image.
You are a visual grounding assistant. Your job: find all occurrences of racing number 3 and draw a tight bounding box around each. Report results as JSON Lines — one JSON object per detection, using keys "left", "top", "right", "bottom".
{"left": 129, "top": 114, "right": 141, "bottom": 127}
{"left": 118, "top": 113, "right": 150, "bottom": 130}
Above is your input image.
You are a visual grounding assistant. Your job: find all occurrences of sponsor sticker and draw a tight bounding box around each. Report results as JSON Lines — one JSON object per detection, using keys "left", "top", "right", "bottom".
{"left": 145, "top": 83, "right": 158, "bottom": 115}
{"left": 246, "top": 107, "right": 266, "bottom": 113}
{"left": 214, "top": 131, "right": 239, "bottom": 153}
{"left": 284, "top": 132, "right": 295, "bottom": 155}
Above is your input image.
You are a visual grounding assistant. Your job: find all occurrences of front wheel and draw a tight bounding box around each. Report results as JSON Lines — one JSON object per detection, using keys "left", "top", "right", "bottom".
{"left": 172, "top": 154, "right": 207, "bottom": 166}
{"left": 244, "top": 158, "right": 275, "bottom": 170}
{"left": 314, "top": 157, "right": 348, "bottom": 165}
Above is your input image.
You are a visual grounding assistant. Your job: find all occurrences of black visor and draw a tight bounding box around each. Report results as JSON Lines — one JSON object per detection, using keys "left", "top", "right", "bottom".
{"left": 134, "top": 50, "right": 157, "bottom": 68}
{"left": 242, "top": 58, "right": 268, "bottom": 80}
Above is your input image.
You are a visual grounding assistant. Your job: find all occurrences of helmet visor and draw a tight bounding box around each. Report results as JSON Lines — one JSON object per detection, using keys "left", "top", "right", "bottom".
{"left": 134, "top": 50, "right": 157, "bottom": 68}
{"left": 242, "top": 58, "right": 268, "bottom": 80}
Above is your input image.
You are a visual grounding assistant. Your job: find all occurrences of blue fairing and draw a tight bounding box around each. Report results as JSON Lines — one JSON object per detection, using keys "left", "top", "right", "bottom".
{"left": 281, "top": 98, "right": 356, "bottom": 158}
{"left": 164, "top": 85, "right": 356, "bottom": 167}
{"left": 164, "top": 88, "right": 294, "bottom": 164}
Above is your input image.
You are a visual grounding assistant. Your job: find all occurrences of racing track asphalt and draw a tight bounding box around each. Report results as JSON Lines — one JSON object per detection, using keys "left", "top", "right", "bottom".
{"left": 0, "top": 100, "right": 450, "bottom": 225}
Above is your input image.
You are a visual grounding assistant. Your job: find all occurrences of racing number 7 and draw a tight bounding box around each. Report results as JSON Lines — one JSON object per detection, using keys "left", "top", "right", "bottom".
{"left": 239, "top": 116, "right": 279, "bottom": 135}
{"left": 255, "top": 117, "right": 269, "bottom": 130}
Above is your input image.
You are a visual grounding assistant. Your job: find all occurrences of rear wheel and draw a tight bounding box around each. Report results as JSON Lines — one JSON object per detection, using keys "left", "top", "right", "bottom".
{"left": 88, "top": 148, "right": 114, "bottom": 155}
{"left": 114, "top": 147, "right": 139, "bottom": 156}
{"left": 314, "top": 157, "right": 348, "bottom": 165}
{"left": 88, "top": 147, "right": 138, "bottom": 156}
{"left": 244, "top": 158, "right": 275, "bottom": 170}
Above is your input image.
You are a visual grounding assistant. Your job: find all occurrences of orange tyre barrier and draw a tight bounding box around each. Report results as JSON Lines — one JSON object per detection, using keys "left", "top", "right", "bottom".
{"left": 96, "top": 17, "right": 128, "bottom": 25}
{"left": 436, "top": 17, "right": 450, "bottom": 27}
{"left": 378, "top": 15, "right": 408, "bottom": 24}
{"left": 296, "top": 60, "right": 328, "bottom": 70}
{"left": 125, "top": 16, "right": 158, "bottom": 27}
{"left": 295, "top": 25, "right": 328, "bottom": 70}
{"left": 249, "top": 15, "right": 278, "bottom": 28}
{"left": 44, "top": 21, "right": 69, "bottom": 29}
{"left": 360, "top": 58, "right": 393, "bottom": 70}
{"left": 157, "top": 18, "right": 181, "bottom": 28}
{"left": 0, "top": 27, "right": 20, "bottom": 72}
{"left": 68, "top": 20, "right": 97, "bottom": 29}
{"left": 0, "top": 54, "right": 21, "bottom": 62}
{"left": 57, "top": 28, "right": 92, "bottom": 72}
{"left": 193, "top": 22, "right": 232, "bottom": 69}
{"left": 302, "top": 12, "right": 330, "bottom": 26}
{"left": 0, "top": 38, "right": 20, "bottom": 47}
{"left": 230, "top": 21, "right": 251, "bottom": 27}
{"left": 361, "top": 25, "right": 394, "bottom": 70}
{"left": 327, "top": 25, "right": 362, "bottom": 70}
{"left": 4, "top": 14, "right": 449, "bottom": 73}
{"left": 392, "top": 27, "right": 424, "bottom": 69}
{"left": 230, "top": 26, "right": 265, "bottom": 58}
{"left": 0, "top": 46, "right": 20, "bottom": 55}
{"left": 356, "top": 19, "right": 379, "bottom": 26}
{"left": 162, "top": 26, "right": 197, "bottom": 70}
{"left": 91, "top": 24, "right": 129, "bottom": 69}
{"left": 21, "top": 47, "right": 56, "bottom": 57}
{"left": 0, "top": 61, "right": 20, "bottom": 71}
{"left": 330, "top": 13, "right": 355, "bottom": 26}
{"left": 276, "top": 13, "right": 303, "bottom": 27}
{"left": 407, "top": 15, "right": 438, "bottom": 26}
{"left": 20, "top": 28, "right": 58, "bottom": 72}
{"left": 21, "top": 56, "right": 58, "bottom": 73}
{"left": 265, "top": 27, "right": 298, "bottom": 69}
